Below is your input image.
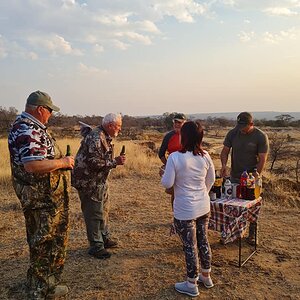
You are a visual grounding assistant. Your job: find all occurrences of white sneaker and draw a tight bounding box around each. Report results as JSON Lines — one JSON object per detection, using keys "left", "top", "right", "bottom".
{"left": 198, "top": 274, "right": 214, "bottom": 288}
{"left": 174, "top": 281, "right": 199, "bottom": 297}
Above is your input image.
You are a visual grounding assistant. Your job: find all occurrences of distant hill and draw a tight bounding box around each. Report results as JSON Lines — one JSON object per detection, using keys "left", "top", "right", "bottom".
{"left": 188, "top": 111, "right": 300, "bottom": 121}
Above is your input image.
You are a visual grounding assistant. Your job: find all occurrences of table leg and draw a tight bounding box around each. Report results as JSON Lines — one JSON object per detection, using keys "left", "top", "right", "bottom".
{"left": 238, "top": 222, "right": 258, "bottom": 267}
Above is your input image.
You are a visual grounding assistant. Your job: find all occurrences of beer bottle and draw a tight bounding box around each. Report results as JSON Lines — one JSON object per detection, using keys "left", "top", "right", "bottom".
{"left": 214, "top": 171, "right": 223, "bottom": 199}
{"left": 63, "top": 144, "right": 72, "bottom": 170}
{"left": 120, "top": 145, "right": 126, "bottom": 156}
{"left": 66, "top": 145, "right": 71, "bottom": 156}
{"left": 209, "top": 186, "right": 217, "bottom": 201}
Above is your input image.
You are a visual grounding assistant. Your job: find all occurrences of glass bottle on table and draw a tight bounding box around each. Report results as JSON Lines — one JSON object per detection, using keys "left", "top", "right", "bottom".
{"left": 214, "top": 170, "right": 223, "bottom": 199}
{"left": 209, "top": 186, "right": 217, "bottom": 201}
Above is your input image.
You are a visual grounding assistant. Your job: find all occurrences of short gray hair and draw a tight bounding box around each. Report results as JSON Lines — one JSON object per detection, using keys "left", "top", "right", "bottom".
{"left": 102, "top": 113, "right": 122, "bottom": 125}
{"left": 25, "top": 104, "right": 38, "bottom": 111}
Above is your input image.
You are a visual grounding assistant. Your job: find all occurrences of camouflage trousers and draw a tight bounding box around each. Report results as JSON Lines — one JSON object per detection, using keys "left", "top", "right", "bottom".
{"left": 77, "top": 183, "right": 110, "bottom": 249}
{"left": 23, "top": 206, "right": 69, "bottom": 299}
{"left": 174, "top": 213, "right": 211, "bottom": 280}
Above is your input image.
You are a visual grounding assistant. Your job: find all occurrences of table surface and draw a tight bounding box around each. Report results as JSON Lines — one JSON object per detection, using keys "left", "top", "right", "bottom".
{"left": 209, "top": 197, "right": 262, "bottom": 244}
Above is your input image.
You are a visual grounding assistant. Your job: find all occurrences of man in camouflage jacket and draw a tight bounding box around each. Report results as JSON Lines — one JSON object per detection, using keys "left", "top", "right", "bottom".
{"left": 72, "top": 113, "right": 125, "bottom": 259}
{"left": 8, "top": 91, "right": 74, "bottom": 300}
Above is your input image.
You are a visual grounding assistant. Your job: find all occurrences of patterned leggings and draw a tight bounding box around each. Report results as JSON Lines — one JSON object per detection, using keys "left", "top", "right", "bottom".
{"left": 174, "top": 213, "right": 211, "bottom": 280}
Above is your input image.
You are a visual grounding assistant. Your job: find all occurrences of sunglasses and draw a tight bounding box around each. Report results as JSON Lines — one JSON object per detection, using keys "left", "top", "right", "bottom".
{"left": 173, "top": 119, "right": 184, "bottom": 124}
{"left": 43, "top": 106, "right": 53, "bottom": 113}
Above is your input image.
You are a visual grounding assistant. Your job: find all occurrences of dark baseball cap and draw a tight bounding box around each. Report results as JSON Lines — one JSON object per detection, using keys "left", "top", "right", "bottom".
{"left": 236, "top": 112, "right": 253, "bottom": 128}
{"left": 173, "top": 113, "right": 187, "bottom": 122}
{"left": 26, "top": 91, "right": 60, "bottom": 112}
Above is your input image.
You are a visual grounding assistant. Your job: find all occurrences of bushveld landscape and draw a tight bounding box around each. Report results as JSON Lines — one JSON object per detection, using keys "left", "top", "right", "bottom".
{"left": 0, "top": 124, "right": 299, "bottom": 300}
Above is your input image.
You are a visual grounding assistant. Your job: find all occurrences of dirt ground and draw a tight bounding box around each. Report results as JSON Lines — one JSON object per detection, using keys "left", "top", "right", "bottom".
{"left": 0, "top": 165, "right": 299, "bottom": 300}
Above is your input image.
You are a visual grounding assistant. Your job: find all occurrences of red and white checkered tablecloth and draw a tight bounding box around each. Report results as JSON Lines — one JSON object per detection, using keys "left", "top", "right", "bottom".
{"left": 208, "top": 197, "right": 262, "bottom": 244}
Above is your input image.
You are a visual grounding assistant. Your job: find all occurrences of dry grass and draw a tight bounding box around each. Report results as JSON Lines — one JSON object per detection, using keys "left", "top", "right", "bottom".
{"left": 0, "top": 139, "right": 11, "bottom": 185}
{"left": 1, "top": 163, "right": 299, "bottom": 299}
{"left": 0, "top": 138, "right": 160, "bottom": 185}
{"left": 0, "top": 131, "right": 300, "bottom": 299}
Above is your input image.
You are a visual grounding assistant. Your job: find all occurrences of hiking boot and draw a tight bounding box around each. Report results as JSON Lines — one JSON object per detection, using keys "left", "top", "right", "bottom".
{"left": 104, "top": 238, "right": 118, "bottom": 249}
{"left": 88, "top": 247, "right": 111, "bottom": 259}
{"left": 174, "top": 281, "right": 199, "bottom": 297}
{"left": 198, "top": 274, "right": 214, "bottom": 288}
{"left": 47, "top": 285, "right": 69, "bottom": 299}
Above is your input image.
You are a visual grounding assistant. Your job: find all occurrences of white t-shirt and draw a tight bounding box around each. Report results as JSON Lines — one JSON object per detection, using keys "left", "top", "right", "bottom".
{"left": 161, "top": 150, "right": 215, "bottom": 220}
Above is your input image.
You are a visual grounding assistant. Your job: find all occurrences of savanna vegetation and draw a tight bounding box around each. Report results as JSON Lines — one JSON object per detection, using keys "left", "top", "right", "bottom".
{"left": 0, "top": 109, "right": 299, "bottom": 299}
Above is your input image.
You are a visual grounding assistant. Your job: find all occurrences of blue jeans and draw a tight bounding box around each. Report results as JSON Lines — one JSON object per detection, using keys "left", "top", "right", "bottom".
{"left": 174, "top": 214, "right": 211, "bottom": 280}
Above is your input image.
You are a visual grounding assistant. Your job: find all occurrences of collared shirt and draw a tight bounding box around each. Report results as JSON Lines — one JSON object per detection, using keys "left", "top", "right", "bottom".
{"left": 8, "top": 112, "right": 55, "bottom": 165}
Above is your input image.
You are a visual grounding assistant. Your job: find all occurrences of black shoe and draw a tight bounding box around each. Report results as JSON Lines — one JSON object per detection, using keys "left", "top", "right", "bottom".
{"left": 88, "top": 247, "right": 111, "bottom": 259}
{"left": 104, "top": 238, "right": 118, "bottom": 249}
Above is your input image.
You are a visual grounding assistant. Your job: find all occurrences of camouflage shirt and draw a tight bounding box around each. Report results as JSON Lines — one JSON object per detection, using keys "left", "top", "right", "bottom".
{"left": 8, "top": 112, "right": 69, "bottom": 210}
{"left": 72, "top": 125, "right": 117, "bottom": 190}
{"left": 8, "top": 112, "right": 56, "bottom": 184}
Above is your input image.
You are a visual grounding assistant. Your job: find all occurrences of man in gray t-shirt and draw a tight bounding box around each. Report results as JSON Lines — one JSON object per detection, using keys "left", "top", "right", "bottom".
{"left": 220, "top": 112, "right": 269, "bottom": 182}
{"left": 220, "top": 112, "right": 269, "bottom": 244}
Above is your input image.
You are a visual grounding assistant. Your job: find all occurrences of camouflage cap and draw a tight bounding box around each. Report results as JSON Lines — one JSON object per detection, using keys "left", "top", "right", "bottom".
{"left": 26, "top": 91, "right": 60, "bottom": 112}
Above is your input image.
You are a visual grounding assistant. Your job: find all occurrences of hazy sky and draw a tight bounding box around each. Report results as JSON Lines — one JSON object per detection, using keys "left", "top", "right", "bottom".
{"left": 0, "top": 0, "right": 299, "bottom": 116}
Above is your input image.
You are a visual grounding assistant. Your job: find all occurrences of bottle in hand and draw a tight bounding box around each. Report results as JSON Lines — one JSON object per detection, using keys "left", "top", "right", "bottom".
{"left": 120, "top": 145, "right": 126, "bottom": 155}
{"left": 66, "top": 145, "right": 71, "bottom": 156}
{"left": 64, "top": 144, "right": 72, "bottom": 170}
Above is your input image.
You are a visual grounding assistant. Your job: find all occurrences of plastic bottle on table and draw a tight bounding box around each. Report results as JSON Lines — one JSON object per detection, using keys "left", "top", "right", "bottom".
{"left": 224, "top": 178, "right": 232, "bottom": 199}
{"left": 240, "top": 170, "right": 249, "bottom": 199}
{"left": 246, "top": 172, "right": 256, "bottom": 200}
{"left": 253, "top": 168, "right": 262, "bottom": 199}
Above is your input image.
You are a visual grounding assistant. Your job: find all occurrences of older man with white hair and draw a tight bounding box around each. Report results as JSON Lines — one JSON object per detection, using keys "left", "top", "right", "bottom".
{"left": 73, "top": 113, "right": 126, "bottom": 259}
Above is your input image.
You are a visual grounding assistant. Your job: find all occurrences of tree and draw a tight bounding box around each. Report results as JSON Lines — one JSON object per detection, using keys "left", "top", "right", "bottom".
{"left": 162, "top": 112, "right": 179, "bottom": 130}
{"left": 205, "top": 117, "right": 233, "bottom": 137}
{"left": 0, "top": 106, "right": 18, "bottom": 135}
{"left": 268, "top": 132, "right": 294, "bottom": 171}
{"left": 275, "top": 114, "right": 294, "bottom": 127}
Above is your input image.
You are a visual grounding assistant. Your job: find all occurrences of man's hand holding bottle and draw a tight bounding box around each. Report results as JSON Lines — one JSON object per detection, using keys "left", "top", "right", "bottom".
{"left": 61, "top": 144, "right": 74, "bottom": 169}
{"left": 61, "top": 156, "right": 75, "bottom": 169}
{"left": 115, "top": 145, "right": 126, "bottom": 165}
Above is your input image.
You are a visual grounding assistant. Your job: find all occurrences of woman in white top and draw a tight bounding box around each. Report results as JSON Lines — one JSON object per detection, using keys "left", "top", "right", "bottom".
{"left": 161, "top": 121, "right": 215, "bottom": 297}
